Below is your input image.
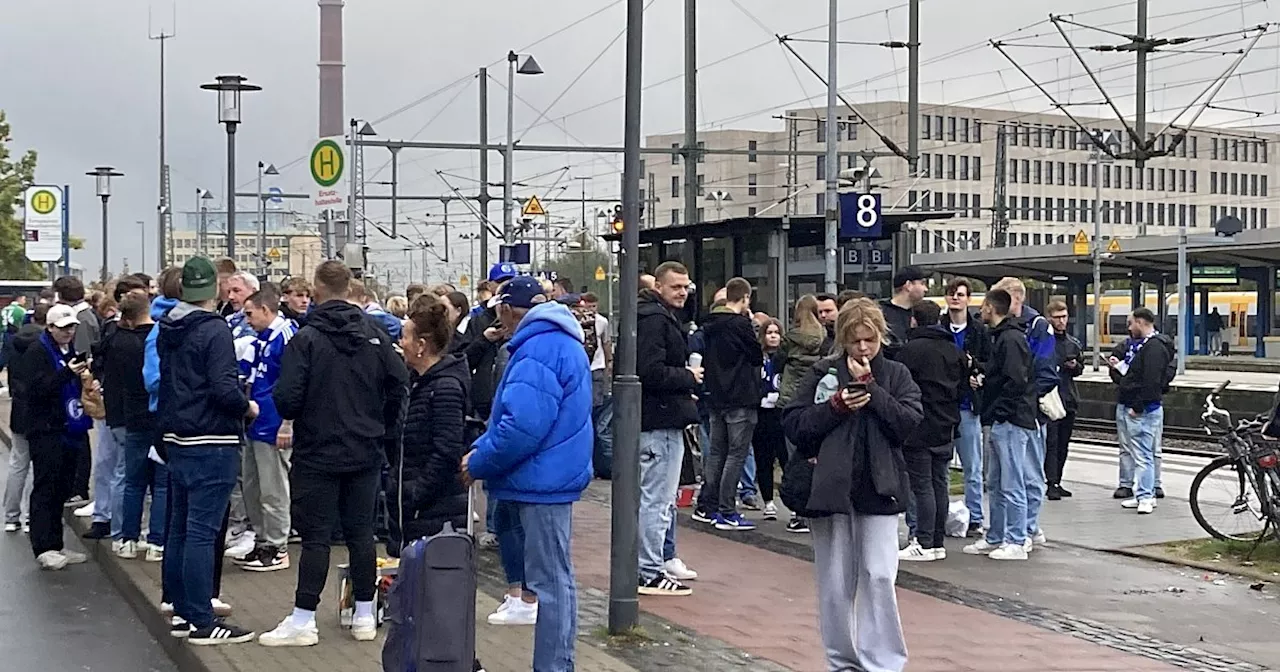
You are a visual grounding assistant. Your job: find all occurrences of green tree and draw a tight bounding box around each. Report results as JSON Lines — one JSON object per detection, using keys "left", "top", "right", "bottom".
{"left": 0, "top": 111, "right": 44, "bottom": 279}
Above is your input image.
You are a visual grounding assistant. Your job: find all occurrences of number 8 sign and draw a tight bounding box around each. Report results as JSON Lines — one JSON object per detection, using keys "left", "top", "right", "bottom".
{"left": 838, "top": 192, "right": 883, "bottom": 239}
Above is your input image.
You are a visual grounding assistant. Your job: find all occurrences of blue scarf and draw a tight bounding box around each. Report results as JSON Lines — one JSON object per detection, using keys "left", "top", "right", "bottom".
{"left": 40, "top": 331, "right": 92, "bottom": 435}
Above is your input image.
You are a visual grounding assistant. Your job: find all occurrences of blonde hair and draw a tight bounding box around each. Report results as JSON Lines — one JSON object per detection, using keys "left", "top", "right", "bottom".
{"left": 792, "top": 294, "right": 824, "bottom": 337}
{"left": 386, "top": 295, "right": 409, "bottom": 318}
{"left": 539, "top": 278, "right": 555, "bottom": 294}
{"left": 991, "top": 277, "right": 1026, "bottom": 300}
{"left": 835, "top": 297, "right": 888, "bottom": 348}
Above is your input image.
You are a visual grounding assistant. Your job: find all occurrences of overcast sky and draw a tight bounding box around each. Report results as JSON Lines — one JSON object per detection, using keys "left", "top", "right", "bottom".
{"left": 2, "top": 0, "right": 1275, "bottom": 284}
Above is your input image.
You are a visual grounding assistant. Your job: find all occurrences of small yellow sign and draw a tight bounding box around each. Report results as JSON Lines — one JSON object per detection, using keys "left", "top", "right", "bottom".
{"left": 1072, "top": 230, "right": 1090, "bottom": 256}
{"left": 594, "top": 265, "right": 606, "bottom": 281}
{"left": 30, "top": 190, "right": 57, "bottom": 215}
{"left": 522, "top": 195, "right": 547, "bottom": 218}
{"left": 459, "top": 274, "right": 471, "bottom": 288}
{"left": 267, "top": 247, "right": 282, "bottom": 262}
{"left": 1106, "top": 238, "right": 1122, "bottom": 254}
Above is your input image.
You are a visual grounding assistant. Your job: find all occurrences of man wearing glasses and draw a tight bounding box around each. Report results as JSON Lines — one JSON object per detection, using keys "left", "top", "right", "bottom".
{"left": 941, "top": 278, "right": 990, "bottom": 537}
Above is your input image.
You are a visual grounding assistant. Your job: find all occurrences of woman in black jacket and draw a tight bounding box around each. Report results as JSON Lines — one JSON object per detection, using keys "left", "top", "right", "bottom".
{"left": 782, "top": 298, "right": 921, "bottom": 672}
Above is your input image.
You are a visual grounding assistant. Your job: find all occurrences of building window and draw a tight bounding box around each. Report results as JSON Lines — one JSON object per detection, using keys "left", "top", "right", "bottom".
{"left": 696, "top": 207, "right": 705, "bottom": 222}
{"left": 1033, "top": 126, "right": 1043, "bottom": 148}
{"left": 908, "top": 190, "right": 918, "bottom": 211}
{"left": 846, "top": 117, "right": 858, "bottom": 141}
{"left": 816, "top": 193, "right": 825, "bottom": 213}
{"left": 1262, "top": 175, "right": 1268, "bottom": 197}
{"left": 1232, "top": 139, "right": 1239, "bottom": 161}
{"left": 947, "top": 155, "right": 957, "bottom": 180}
{"left": 1033, "top": 160, "right": 1042, "bottom": 184}
{"left": 670, "top": 209, "right": 679, "bottom": 225}
{"left": 960, "top": 192, "right": 970, "bottom": 214}
{"left": 696, "top": 141, "right": 705, "bottom": 163}
{"left": 1263, "top": 209, "right": 1269, "bottom": 228}
{"left": 1045, "top": 160, "right": 1054, "bottom": 185}
{"left": 1056, "top": 197, "right": 1066, "bottom": 222}
{"left": 747, "top": 206, "right": 757, "bottom": 217}
{"left": 947, "top": 116, "right": 957, "bottom": 141}
{"left": 1102, "top": 165, "right": 1111, "bottom": 188}
{"left": 671, "top": 142, "right": 680, "bottom": 165}
{"left": 1263, "top": 142, "right": 1269, "bottom": 164}
{"left": 974, "top": 121, "right": 982, "bottom": 143}
{"left": 922, "top": 115, "right": 931, "bottom": 139}
{"left": 920, "top": 154, "right": 930, "bottom": 177}
{"left": 947, "top": 193, "right": 956, "bottom": 210}
{"left": 934, "top": 154, "right": 944, "bottom": 178}
{"left": 960, "top": 156, "right": 970, "bottom": 181}
{"left": 1010, "top": 124, "right": 1019, "bottom": 146}
{"left": 972, "top": 194, "right": 982, "bottom": 218}
{"left": 1069, "top": 163, "right": 1077, "bottom": 186}
{"left": 817, "top": 120, "right": 826, "bottom": 144}
{"left": 933, "top": 191, "right": 943, "bottom": 210}
{"left": 973, "top": 157, "right": 982, "bottom": 181}
{"left": 1055, "top": 161, "right": 1065, "bottom": 186}
{"left": 1252, "top": 174, "right": 1260, "bottom": 196}
{"left": 1179, "top": 204, "right": 1187, "bottom": 227}
{"left": 696, "top": 173, "right": 705, "bottom": 196}
{"left": 1020, "top": 159, "right": 1030, "bottom": 183}
{"left": 960, "top": 118, "right": 970, "bottom": 143}
{"left": 934, "top": 115, "right": 943, "bottom": 139}
{"left": 1068, "top": 198, "right": 1077, "bottom": 222}
{"left": 748, "top": 173, "right": 758, "bottom": 196}
{"left": 1010, "top": 159, "right": 1019, "bottom": 184}
{"left": 816, "top": 161, "right": 825, "bottom": 181}
{"left": 1020, "top": 196, "right": 1030, "bottom": 220}
{"left": 1190, "top": 135, "right": 1198, "bottom": 158}
{"left": 1148, "top": 202, "right": 1156, "bottom": 224}
{"left": 1145, "top": 167, "right": 1154, "bottom": 190}
{"left": 1231, "top": 173, "right": 1238, "bottom": 195}
{"left": 1251, "top": 143, "right": 1260, "bottom": 163}
{"left": 1190, "top": 170, "right": 1197, "bottom": 193}
{"left": 1157, "top": 169, "right": 1165, "bottom": 191}
{"left": 1102, "top": 200, "right": 1111, "bottom": 224}
{"left": 1210, "top": 205, "right": 1218, "bottom": 224}
{"left": 670, "top": 176, "right": 679, "bottom": 198}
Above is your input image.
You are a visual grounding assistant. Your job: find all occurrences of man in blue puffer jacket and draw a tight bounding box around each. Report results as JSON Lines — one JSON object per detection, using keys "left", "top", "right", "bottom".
{"left": 463, "top": 275, "right": 592, "bottom": 672}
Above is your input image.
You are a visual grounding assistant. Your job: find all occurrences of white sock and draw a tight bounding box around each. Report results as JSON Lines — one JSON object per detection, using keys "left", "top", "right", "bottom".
{"left": 354, "top": 600, "right": 375, "bottom": 620}
{"left": 290, "top": 607, "right": 316, "bottom": 627}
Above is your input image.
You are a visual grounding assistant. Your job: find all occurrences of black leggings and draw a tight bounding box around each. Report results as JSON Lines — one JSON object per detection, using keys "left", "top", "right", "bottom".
{"left": 752, "top": 408, "right": 785, "bottom": 503}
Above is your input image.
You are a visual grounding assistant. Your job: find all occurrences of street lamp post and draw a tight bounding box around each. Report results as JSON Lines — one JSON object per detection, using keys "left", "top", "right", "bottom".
{"left": 460, "top": 232, "right": 481, "bottom": 289}
{"left": 504, "top": 51, "right": 544, "bottom": 245}
{"left": 87, "top": 166, "right": 124, "bottom": 282}
{"left": 257, "top": 161, "right": 279, "bottom": 275}
{"left": 705, "top": 189, "right": 734, "bottom": 219}
{"left": 196, "top": 188, "right": 215, "bottom": 255}
{"left": 200, "top": 74, "right": 262, "bottom": 259}
{"left": 137, "top": 220, "right": 146, "bottom": 271}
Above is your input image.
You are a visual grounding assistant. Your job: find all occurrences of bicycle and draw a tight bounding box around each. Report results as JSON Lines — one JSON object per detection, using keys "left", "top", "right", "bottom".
{"left": 1188, "top": 380, "right": 1280, "bottom": 544}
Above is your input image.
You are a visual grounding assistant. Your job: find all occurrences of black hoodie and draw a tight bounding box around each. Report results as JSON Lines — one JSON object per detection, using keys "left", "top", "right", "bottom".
{"left": 701, "top": 307, "right": 764, "bottom": 410}
{"left": 7, "top": 323, "right": 45, "bottom": 435}
{"left": 900, "top": 326, "right": 967, "bottom": 451}
{"left": 981, "top": 316, "right": 1037, "bottom": 430}
{"left": 878, "top": 298, "right": 913, "bottom": 361}
{"left": 636, "top": 290, "right": 699, "bottom": 431}
{"left": 102, "top": 323, "right": 155, "bottom": 432}
{"left": 274, "top": 300, "right": 410, "bottom": 473}
{"left": 156, "top": 303, "right": 248, "bottom": 446}
{"left": 1109, "top": 332, "right": 1175, "bottom": 413}
{"left": 389, "top": 354, "right": 471, "bottom": 547}
{"left": 454, "top": 302, "right": 503, "bottom": 419}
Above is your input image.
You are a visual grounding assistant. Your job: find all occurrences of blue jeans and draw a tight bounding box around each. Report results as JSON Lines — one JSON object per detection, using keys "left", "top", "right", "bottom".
{"left": 738, "top": 451, "right": 758, "bottom": 500}
{"left": 121, "top": 429, "right": 168, "bottom": 545}
{"left": 1024, "top": 421, "right": 1047, "bottom": 536}
{"left": 955, "top": 409, "right": 984, "bottom": 526}
{"left": 1118, "top": 404, "right": 1164, "bottom": 489}
{"left": 492, "top": 498, "right": 526, "bottom": 588}
{"left": 985, "top": 422, "right": 1032, "bottom": 547}
{"left": 163, "top": 445, "right": 239, "bottom": 628}
{"left": 638, "top": 429, "right": 684, "bottom": 582}
{"left": 517, "top": 502, "right": 577, "bottom": 672}
{"left": 663, "top": 505, "right": 676, "bottom": 562}
{"left": 1120, "top": 406, "right": 1163, "bottom": 502}
{"left": 91, "top": 423, "right": 125, "bottom": 533}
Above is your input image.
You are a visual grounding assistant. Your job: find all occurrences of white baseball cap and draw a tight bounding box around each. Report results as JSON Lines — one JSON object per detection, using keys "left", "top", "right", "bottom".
{"left": 47, "top": 304, "right": 80, "bottom": 329}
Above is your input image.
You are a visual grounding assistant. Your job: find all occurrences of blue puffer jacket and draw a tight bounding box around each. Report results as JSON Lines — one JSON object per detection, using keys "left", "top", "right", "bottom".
{"left": 365, "top": 303, "right": 403, "bottom": 341}
{"left": 467, "top": 302, "right": 593, "bottom": 504}
{"left": 1022, "top": 305, "right": 1060, "bottom": 398}
{"left": 144, "top": 296, "right": 179, "bottom": 413}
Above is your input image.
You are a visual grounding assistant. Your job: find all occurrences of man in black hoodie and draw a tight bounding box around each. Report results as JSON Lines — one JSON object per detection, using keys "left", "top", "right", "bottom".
{"left": 2, "top": 303, "right": 47, "bottom": 532}
{"left": 898, "top": 301, "right": 966, "bottom": 562}
{"left": 1107, "top": 307, "right": 1173, "bottom": 515}
{"left": 879, "top": 266, "right": 928, "bottom": 360}
{"left": 1045, "top": 300, "right": 1083, "bottom": 501}
{"left": 963, "top": 289, "right": 1036, "bottom": 562}
{"left": 695, "top": 277, "right": 763, "bottom": 533}
{"left": 635, "top": 261, "right": 702, "bottom": 596}
{"left": 261, "top": 260, "right": 408, "bottom": 646}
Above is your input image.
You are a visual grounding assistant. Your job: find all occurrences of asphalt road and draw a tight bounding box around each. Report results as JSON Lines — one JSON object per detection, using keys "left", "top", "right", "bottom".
{"left": 0, "top": 491, "right": 175, "bottom": 671}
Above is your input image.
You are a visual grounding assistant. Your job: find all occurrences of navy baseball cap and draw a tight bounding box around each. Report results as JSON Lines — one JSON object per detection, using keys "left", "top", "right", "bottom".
{"left": 489, "top": 262, "right": 519, "bottom": 283}
{"left": 497, "top": 276, "right": 548, "bottom": 309}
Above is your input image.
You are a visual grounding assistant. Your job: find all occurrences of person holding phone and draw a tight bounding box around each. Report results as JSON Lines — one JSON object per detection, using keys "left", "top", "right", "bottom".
{"left": 782, "top": 298, "right": 921, "bottom": 672}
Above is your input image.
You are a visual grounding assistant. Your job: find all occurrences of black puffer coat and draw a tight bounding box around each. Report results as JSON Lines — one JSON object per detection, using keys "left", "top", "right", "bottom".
{"left": 389, "top": 354, "right": 471, "bottom": 547}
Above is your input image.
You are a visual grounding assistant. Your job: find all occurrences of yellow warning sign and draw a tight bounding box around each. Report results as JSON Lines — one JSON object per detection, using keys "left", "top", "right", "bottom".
{"left": 267, "top": 247, "right": 282, "bottom": 262}
{"left": 459, "top": 274, "right": 471, "bottom": 288}
{"left": 522, "top": 195, "right": 547, "bottom": 218}
{"left": 1106, "top": 238, "right": 1122, "bottom": 254}
{"left": 1072, "top": 230, "right": 1089, "bottom": 256}
{"left": 594, "top": 266, "right": 606, "bottom": 281}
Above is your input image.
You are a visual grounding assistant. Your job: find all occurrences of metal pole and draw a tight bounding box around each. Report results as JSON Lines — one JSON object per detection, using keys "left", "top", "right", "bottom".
{"left": 479, "top": 68, "right": 491, "bottom": 273}
{"left": 1135, "top": 0, "right": 1148, "bottom": 167}
{"left": 823, "top": 0, "right": 839, "bottom": 294}
{"left": 1092, "top": 152, "right": 1103, "bottom": 370}
{"left": 61, "top": 184, "right": 70, "bottom": 276}
{"left": 199, "top": 206, "right": 208, "bottom": 255}
{"left": 683, "top": 0, "right": 698, "bottom": 229}
{"left": 257, "top": 163, "right": 266, "bottom": 275}
{"left": 349, "top": 119, "right": 358, "bottom": 246}
{"left": 907, "top": 0, "right": 920, "bottom": 175}
{"left": 1177, "top": 229, "right": 1189, "bottom": 375}
{"left": 100, "top": 196, "right": 110, "bottom": 282}
{"left": 609, "top": 0, "right": 643, "bottom": 635}
{"left": 157, "top": 34, "right": 168, "bottom": 273}
{"left": 227, "top": 125, "right": 237, "bottom": 258}
{"left": 442, "top": 201, "right": 451, "bottom": 263}
{"left": 139, "top": 220, "right": 146, "bottom": 272}
{"left": 390, "top": 146, "right": 400, "bottom": 238}
{"left": 504, "top": 54, "right": 516, "bottom": 244}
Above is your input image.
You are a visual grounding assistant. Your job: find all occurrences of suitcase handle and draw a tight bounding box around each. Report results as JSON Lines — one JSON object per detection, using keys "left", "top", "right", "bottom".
{"left": 466, "top": 481, "right": 477, "bottom": 538}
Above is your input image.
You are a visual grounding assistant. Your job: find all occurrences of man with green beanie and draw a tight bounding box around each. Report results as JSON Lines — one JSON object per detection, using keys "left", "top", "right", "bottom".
{"left": 156, "top": 256, "right": 258, "bottom": 645}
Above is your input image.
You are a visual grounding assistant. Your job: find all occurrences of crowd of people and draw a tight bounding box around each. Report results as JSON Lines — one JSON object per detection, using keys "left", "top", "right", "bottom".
{"left": 0, "top": 253, "right": 1179, "bottom": 672}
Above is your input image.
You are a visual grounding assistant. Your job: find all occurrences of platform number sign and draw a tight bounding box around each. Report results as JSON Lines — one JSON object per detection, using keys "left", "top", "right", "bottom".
{"left": 839, "top": 192, "right": 883, "bottom": 239}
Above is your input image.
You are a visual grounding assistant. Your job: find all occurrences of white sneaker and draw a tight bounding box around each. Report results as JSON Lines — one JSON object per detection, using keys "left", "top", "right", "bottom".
{"left": 898, "top": 540, "right": 936, "bottom": 562}
{"left": 73, "top": 503, "right": 94, "bottom": 518}
{"left": 478, "top": 532, "right": 499, "bottom": 550}
{"left": 1032, "top": 529, "right": 1047, "bottom": 545}
{"left": 663, "top": 558, "right": 698, "bottom": 581}
{"left": 962, "top": 539, "right": 999, "bottom": 555}
{"left": 111, "top": 539, "right": 124, "bottom": 554}
{"left": 116, "top": 540, "right": 138, "bottom": 559}
{"left": 487, "top": 598, "right": 537, "bottom": 625}
{"left": 1023, "top": 537, "right": 1034, "bottom": 553}
{"left": 989, "top": 543, "right": 1029, "bottom": 561}
{"left": 145, "top": 544, "right": 164, "bottom": 563}
{"left": 1137, "top": 499, "right": 1156, "bottom": 514}
{"left": 4, "top": 522, "right": 19, "bottom": 533}
{"left": 351, "top": 614, "right": 377, "bottom": 641}
{"left": 258, "top": 617, "right": 319, "bottom": 647}
{"left": 224, "top": 531, "right": 256, "bottom": 559}
{"left": 762, "top": 501, "right": 778, "bottom": 520}
{"left": 61, "top": 550, "right": 87, "bottom": 564}
{"left": 37, "top": 550, "right": 68, "bottom": 570}
{"left": 161, "top": 602, "right": 174, "bottom": 617}
{"left": 211, "top": 598, "right": 233, "bottom": 616}
{"left": 934, "top": 547, "right": 947, "bottom": 560}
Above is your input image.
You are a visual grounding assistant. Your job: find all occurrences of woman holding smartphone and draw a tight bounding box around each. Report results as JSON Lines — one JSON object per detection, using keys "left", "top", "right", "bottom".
{"left": 782, "top": 298, "right": 921, "bottom": 672}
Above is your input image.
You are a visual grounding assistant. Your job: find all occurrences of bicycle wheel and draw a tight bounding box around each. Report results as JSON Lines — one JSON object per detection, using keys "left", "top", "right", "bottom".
{"left": 1189, "top": 456, "right": 1269, "bottom": 542}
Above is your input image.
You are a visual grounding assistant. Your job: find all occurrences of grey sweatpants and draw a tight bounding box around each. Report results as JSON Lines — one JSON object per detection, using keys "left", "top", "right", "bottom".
{"left": 810, "top": 512, "right": 908, "bottom": 672}
{"left": 243, "top": 440, "right": 292, "bottom": 548}
{"left": 3, "top": 433, "right": 32, "bottom": 524}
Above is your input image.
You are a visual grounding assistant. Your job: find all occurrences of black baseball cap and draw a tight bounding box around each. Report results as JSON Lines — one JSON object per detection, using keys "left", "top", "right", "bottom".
{"left": 892, "top": 266, "right": 928, "bottom": 290}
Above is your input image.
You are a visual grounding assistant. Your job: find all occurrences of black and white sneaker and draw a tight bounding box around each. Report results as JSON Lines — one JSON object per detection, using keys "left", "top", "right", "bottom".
{"left": 785, "top": 518, "right": 810, "bottom": 534}
{"left": 638, "top": 575, "right": 692, "bottom": 596}
{"left": 188, "top": 619, "right": 256, "bottom": 646}
{"left": 690, "top": 508, "right": 715, "bottom": 524}
{"left": 242, "top": 546, "right": 289, "bottom": 572}
{"left": 170, "top": 617, "right": 193, "bottom": 639}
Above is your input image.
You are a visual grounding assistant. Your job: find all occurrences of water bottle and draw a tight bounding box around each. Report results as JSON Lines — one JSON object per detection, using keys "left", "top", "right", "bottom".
{"left": 688, "top": 353, "right": 702, "bottom": 369}
{"left": 814, "top": 367, "right": 840, "bottom": 404}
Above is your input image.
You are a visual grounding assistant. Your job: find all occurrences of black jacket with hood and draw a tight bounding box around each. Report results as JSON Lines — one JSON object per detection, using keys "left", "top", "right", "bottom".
{"left": 389, "top": 354, "right": 471, "bottom": 547}
{"left": 782, "top": 352, "right": 922, "bottom": 516}
{"left": 1109, "top": 332, "right": 1175, "bottom": 413}
{"left": 636, "top": 289, "right": 699, "bottom": 431}
{"left": 17, "top": 331, "right": 84, "bottom": 438}
{"left": 111, "top": 324, "right": 156, "bottom": 432}
{"left": 455, "top": 301, "right": 504, "bottom": 419}
{"left": 95, "top": 318, "right": 132, "bottom": 429}
{"left": 156, "top": 303, "right": 249, "bottom": 446}
{"left": 274, "top": 300, "right": 410, "bottom": 473}
{"left": 900, "top": 326, "right": 967, "bottom": 451}
{"left": 7, "top": 323, "right": 44, "bottom": 435}
{"left": 701, "top": 306, "right": 764, "bottom": 410}
{"left": 878, "top": 298, "right": 913, "bottom": 361}
{"left": 1054, "top": 331, "right": 1085, "bottom": 412}
{"left": 981, "top": 316, "right": 1038, "bottom": 430}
